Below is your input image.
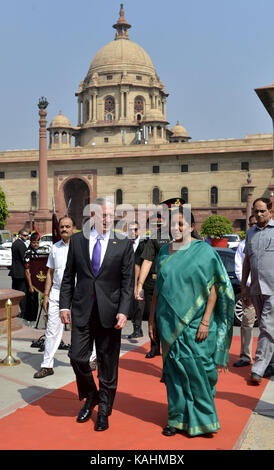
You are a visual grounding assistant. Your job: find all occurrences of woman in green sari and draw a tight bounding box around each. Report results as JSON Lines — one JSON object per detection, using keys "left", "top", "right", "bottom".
{"left": 149, "top": 207, "right": 235, "bottom": 437}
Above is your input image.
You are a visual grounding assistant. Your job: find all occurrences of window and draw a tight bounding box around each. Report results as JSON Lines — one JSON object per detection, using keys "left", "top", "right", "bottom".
{"left": 241, "top": 187, "right": 247, "bottom": 203}
{"left": 181, "top": 164, "right": 188, "bottom": 173}
{"left": 241, "top": 161, "right": 249, "bottom": 171}
{"left": 211, "top": 186, "right": 218, "bottom": 205}
{"left": 31, "top": 170, "right": 37, "bottom": 178}
{"left": 134, "top": 96, "right": 145, "bottom": 119}
{"left": 116, "top": 189, "right": 123, "bottom": 205}
{"left": 104, "top": 137, "right": 109, "bottom": 143}
{"left": 107, "top": 75, "right": 113, "bottom": 80}
{"left": 54, "top": 132, "right": 59, "bottom": 144}
{"left": 153, "top": 166, "right": 159, "bottom": 174}
{"left": 136, "top": 75, "right": 142, "bottom": 81}
{"left": 210, "top": 163, "right": 218, "bottom": 172}
{"left": 31, "top": 191, "right": 37, "bottom": 210}
{"left": 181, "top": 187, "right": 188, "bottom": 203}
{"left": 0, "top": 172, "right": 5, "bottom": 179}
{"left": 116, "top": 167, "right": 123, "bottom": 175}
{"left": 62, "top": 132, "right": 67, "bottom": 144}
{"left": 104, "top": 96, "right": 115, "bottom": 120}
{"left": 152, "top": 187, "right": 160, "bottom": 205}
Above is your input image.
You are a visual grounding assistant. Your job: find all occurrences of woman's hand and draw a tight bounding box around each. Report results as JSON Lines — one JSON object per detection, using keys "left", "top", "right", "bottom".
{"left": 196, "top": 322, "right": 209, "bottom": 342}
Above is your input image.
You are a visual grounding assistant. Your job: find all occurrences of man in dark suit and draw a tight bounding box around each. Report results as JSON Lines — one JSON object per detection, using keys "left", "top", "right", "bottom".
{"left": 127, "top": 221, "right": 146, "bottom": 339}
{"left": 9, "top": 228, "right": 29, "bottom": 318}
{"left": 59, "top": 197, "right": 134, "bottom": 432}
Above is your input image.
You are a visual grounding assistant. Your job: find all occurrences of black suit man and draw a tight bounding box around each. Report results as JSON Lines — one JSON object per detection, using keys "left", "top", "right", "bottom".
{"left": 9, "top": 229, "right": 29, "bottom": 318}
{"left": 59, "top": 197, "right": 134, "bottom": 431}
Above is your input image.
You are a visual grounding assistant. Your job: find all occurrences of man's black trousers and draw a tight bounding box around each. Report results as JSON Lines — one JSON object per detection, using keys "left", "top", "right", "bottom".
{"left": 69, "top": 303, "right": 121, "bottom": 416}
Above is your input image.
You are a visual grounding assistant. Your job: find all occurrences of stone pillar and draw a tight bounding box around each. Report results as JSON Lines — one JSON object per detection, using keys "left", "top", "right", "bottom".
{"left": 35, "top": 97, "right": 52, "bottom": 233}
{"left": 38, "top": 107, "right": 48, "bottom": 212}
{"left": 93, "top": 92, "right": 97, "bottom": 121}
{"left": 244, "top": 173, "right": 256, "bottom": 229}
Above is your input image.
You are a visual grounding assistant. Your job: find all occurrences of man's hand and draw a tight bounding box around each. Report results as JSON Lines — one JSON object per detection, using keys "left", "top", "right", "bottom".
{"left": 60, "top": 309, "right": 71, "bottom": 324}
{"left": 135, "top": 283, "right": 144, "bottom": 301}
{"left": 43, "top": 295, "right": 49, "bottom": 314}
{"left": 114, "top": 313, "right": 127, "bottom": 330}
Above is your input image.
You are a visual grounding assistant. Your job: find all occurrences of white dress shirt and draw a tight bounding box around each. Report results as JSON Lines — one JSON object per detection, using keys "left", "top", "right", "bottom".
{"left": 132, "top": 236, "right": 140, "bottom": 253}
{"left": 46, "top": 239, "right": 70, "bottom": 301}
{"left": 235, "top": 239, "right": 251, "bottom": 286}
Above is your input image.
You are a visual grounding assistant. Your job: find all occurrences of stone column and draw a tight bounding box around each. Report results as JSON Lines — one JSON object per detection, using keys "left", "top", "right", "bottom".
{"left": 244, "top": 173, "right": 256, "bottom": 229}
{"left": 35, "top": 97, "right": 52, "bottom": 233}
{"left": 38, "top": 107, "right": 48, "bottom": 212}
{"left": 93, "top": 92, "right": 97, "bottom": 121}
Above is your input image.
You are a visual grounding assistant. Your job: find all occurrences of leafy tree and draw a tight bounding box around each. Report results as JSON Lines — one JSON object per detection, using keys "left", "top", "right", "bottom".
{"left": 0, "top": 188, "right": 9, "bottom": 229}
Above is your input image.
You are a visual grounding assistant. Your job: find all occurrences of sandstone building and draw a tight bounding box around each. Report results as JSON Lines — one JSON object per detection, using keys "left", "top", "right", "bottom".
{"left": 0, "top": 5, "right": 273, "bottom": 233}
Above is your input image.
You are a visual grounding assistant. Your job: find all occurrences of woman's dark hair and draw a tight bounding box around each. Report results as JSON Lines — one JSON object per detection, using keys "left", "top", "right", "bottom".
{"left": 177, "top": 206, "right": 195, "bottom": 226}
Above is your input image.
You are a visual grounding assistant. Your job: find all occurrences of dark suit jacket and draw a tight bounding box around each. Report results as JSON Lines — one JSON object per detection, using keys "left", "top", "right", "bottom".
{"left": 59, "top": 230, "right": 135, "bottom": 328}
{"left": 9, "top": 238, "right": 27, "bottom": 279}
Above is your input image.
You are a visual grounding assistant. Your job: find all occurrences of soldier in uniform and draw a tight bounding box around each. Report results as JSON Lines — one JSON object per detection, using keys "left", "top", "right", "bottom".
{"left": 23, "top": 232, "right": 40, "bottom": 327}
{"left": 127, "top": 220, "right": 147, "bottom": 339}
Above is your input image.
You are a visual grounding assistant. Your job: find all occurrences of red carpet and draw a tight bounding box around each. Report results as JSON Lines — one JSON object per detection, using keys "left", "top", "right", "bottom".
{"left": 0, "top": 337, "right": 269, "bottom": 450}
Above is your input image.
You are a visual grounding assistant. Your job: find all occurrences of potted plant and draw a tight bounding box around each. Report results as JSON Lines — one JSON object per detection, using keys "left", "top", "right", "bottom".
{"left": 200, "top": 215, "right": 233, "bottom": 247}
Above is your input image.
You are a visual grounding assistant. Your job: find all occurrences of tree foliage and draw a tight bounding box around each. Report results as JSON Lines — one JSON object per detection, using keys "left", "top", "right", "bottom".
{"left": 0, "top": 188, "right": 9, "bottom": 229}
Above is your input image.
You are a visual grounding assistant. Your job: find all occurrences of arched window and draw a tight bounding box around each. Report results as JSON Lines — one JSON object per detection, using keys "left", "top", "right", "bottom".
{"left": 241, "top": 187, "right": 247, "bottom": 203}
{"left": 152, "top": 187, "right": 160, "bottom": 205}
{"left": 31, "top": 191, "right": 37, "bottom": 210}
{"left": 134, "top": 96, "right": 145, "bottom": 120}
{"left": 211, "top": 186, "right": 218, "bottom": 206}
{"left": 181, "top": 187, "right": 188, "bottom": 203}
{"left": 54, "top": 132, "right": 59, "bottom": 144}
{"left": 116, "top": 189, "right": 123, "bottom": 205}
{"left": 62, "top": 132, "right": 67, "bottom": 144}
{"left": 104, "top": 96, "right": 115, "bottom": 120}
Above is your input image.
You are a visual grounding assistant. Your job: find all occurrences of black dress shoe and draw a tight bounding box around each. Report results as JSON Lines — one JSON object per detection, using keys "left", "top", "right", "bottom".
{"left": 162, "top": 425, "right": 177, "bottom": 436}
{"left": 145, "top": 349, "right": 160, "bottom": 358}
{"left": 251, "top": 373, "right": 262, "bottom": 384}
{"left": 233, "top": 359, "right": 251, "bottom": 367}
{"left": 77, "top": 397, "right": 99, "bottom": 423}
{"left": 94, "top": 413, "right": 109, "bottom": 431}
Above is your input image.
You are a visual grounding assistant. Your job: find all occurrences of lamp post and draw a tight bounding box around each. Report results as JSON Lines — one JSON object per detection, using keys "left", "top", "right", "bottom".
{"left": 244, "top": 173, "right": 256, "bottom": 229}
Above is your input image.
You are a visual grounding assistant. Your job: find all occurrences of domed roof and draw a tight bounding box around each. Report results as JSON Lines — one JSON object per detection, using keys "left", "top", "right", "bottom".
{"left": 170, "top": 121, "right": 189, "bottom": 137}
{"left": 144, "top": 108, "right": 166, "bottom": 122}
{"left": 83, "top": 5, "right": 157, "bottom": 87}
{"left": 87, "top": 39, "right": 156, "bottom": 77}
{"left": 49, "top": 111, "right": 71, "bottom": 128}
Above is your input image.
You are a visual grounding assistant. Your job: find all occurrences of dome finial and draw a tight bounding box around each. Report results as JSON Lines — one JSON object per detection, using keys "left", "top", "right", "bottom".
{"left": 113, "top": 4, "right": 131, "bottom": 40}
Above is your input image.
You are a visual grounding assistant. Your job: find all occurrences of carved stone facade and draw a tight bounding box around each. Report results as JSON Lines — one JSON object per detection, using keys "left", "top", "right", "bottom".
{"left": 0, "top": 6, "right": 273, "bottom": 233}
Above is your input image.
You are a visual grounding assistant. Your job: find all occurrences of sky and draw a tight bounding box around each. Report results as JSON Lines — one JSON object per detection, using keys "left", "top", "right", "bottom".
{"left": 0, "top": 0, "right": 274, "bottom": 151}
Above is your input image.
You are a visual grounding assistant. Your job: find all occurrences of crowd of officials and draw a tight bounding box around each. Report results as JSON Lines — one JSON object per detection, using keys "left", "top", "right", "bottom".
{"left": 7, "top": 196, "right": 274, "bottom": 436}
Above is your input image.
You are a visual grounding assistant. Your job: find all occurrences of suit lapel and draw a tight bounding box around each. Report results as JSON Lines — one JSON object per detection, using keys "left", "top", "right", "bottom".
{"left": 80, "top": 233, "right": 94, "bottom": 277}
{"left": 97, "top": 231, "right": 117, "bottom": 275}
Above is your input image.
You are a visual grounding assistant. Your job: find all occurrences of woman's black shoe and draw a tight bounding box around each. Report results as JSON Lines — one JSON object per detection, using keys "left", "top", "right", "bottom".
{"left": 162, "top": 425, "right": 177, "bottom": 436}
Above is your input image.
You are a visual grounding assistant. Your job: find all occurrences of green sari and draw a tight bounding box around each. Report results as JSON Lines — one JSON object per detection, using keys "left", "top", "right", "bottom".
{"left": 156, "top": 240, "right": 234, "bottom": 436}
